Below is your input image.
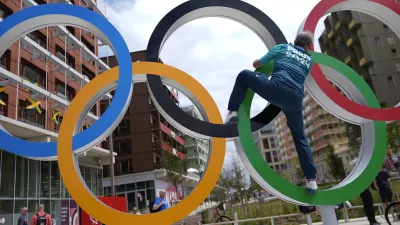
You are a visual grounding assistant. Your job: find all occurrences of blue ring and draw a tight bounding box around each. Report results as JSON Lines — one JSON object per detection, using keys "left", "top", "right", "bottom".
{"left": 0, "top": 4, "right": 132, "bottom": 158}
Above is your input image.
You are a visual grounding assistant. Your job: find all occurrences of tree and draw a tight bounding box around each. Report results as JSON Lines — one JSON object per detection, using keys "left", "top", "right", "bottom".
{"left": 230, "top": 157, "right": 248, "bottom": 204}
{"left": 388, "top": 122, "right": 400, "bottom": 154}
{"left": 345, "top": 123, "right": 362, "bottom": 159}
{"left": 162, "top": 151, "right": 187, "bottom": 196}
{"left": 326, "top": 144, "right": 346, "bottom": 180}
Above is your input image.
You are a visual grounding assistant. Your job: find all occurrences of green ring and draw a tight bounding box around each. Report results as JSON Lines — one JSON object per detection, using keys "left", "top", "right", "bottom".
{"left": 238, "top": 52, "right": 387, "bottom": 205}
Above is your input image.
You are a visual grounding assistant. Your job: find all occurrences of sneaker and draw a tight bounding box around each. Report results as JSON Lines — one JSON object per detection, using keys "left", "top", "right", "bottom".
{"left": 224, "top": 111, "right": 238, "bottom": 124}
{"left": 344, "top": 201, "right": 352, "bottom": 208}
{"left": 371, "top": 222, "right": 380, "bottom": 225}
{"left": 306, "top": 179, "right": 318, "bottom": 195}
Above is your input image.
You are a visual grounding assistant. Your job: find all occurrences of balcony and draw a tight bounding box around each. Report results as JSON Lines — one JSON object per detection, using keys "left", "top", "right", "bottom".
{"left": 346, "top": 38, "right": 353, "bottom": 47}
{"left": 0, "top": 67, "right": 99, "bottom": 121}
{"left": 314, "top": 140, "right": 327, "bottom": 151}
{"left": 347, "top": 19, "right": 361, "bottom": 30}
{"left": 344, "top": 56, "right": 351, "bottom": 65}
{"left": 328, "top": 30, "right": 334, "bottom": 39}
{"left": 161, "top": 142, "right": 185, "bottom": 160}
{"left": 160, "top": 122, "right": 184, "bottom": 145}
{"left": 359, "top": 57, "right": 372, "bottom": 67}
{"left": 334, "top": 21, "right": 341, "bottom": 30}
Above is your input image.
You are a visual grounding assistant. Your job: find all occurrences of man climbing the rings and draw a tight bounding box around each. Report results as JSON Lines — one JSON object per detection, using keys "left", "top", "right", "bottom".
{"left": 225, "top": 31, "right": 318, "bottom": 194}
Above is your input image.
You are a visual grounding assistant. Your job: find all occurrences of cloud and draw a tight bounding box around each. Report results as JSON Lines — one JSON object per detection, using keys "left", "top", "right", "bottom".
{"left": 96, "top": 0, "right": 328, "bottom": 167}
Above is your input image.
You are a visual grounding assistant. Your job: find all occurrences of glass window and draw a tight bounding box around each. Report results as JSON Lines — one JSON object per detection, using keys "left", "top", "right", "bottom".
{"left": 0, "top": 49, "right": 11, "bottom": 70}
{"left": 0, "top": 150, "right": 15, "bottom": 198}
{"left": 262, "top": 138, "right": 270, "bottom": 149}
{"left": 51, "top": 161, "right": 60, "bottom": 198}
{"left": 56, "top": 45, "right": 75, "bottom": 68}
{"left": 387, "top": 76, "right": 396, "bottom": 87}
{"left": 28, "top": 159, "right": 39, "bottom": 198}
{"left": 146, "top": 189, "right": 155, "bottom": 203}
{"left": 0, "top": 92, "right": 8, "bottom": 116}
{"left": 55, "top": 79, "right": 66, "bottom": 97}
{"left": 387, "top": 35, "right": 395, "bottom": 45}
{"left": 82, "top": 65, "right": 95, "bottom": 80}
{"left": 40, "top": 161, "right": 50, "bottom": 198}
{"left": 126, "top": 183, "right": 135, "bottom": 192}
{"left": 15, "top": 156, "right": 28, "bottom": 198}
{"left": 375, "top": 37, "right": 383, "bottom": 47}
{"left": 264, "top": 152, "right": 272, "bottom": 163}
{"left": 0, "top": 200, "right": 14, "bottom": 225}
{"left": 116, "top": 184, "right": 125, "bottom": 193}
{"left": 18, "top": 100, "right": 45, "bottom": 128}
{"left": 97, "top": 169, "right": 103, "bottom": 196}
{"left": 396, "top": 63, "right": 400, "bottom": 72}
{"left": 20, "top": 60, "right": 45, "bottom": 88}
{"left": 84, "top": 166, "right": 92, "bottom": 191}
{"left": 0, "top": 2, "right": 13, "bottom": 20}
{"left": 116, "top": 119, "right": 130, "bottom": 136}
{"left": 91, "top": 167, "right": 97, "bottom": 195}
{"left": 81, "top": 36, "right": 95, "bottom": 53}
{"left": 136, "top": 182, "right": 145, "bottom": 190}
{"left": 391, "top": 48, "right": 399, "bottom": 57}
{"left": 127, "top": 192, "right": 136, "bottom": 211}
{"left": 104, "top": 186, "right": 111, "bottom": 196}
{"left": 66, "top": 26, "right": 75, "bottom": 35}
{"left": 27, "top": 31, "right": 46, "bottom": 49}
{"left": 118, "top": 139, "right": 131, "bottom": 155}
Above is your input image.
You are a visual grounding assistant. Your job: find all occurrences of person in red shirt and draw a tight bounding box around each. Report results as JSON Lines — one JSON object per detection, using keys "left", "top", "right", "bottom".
{"left": 30, "top": 204, "right": 52, "bottom": 225}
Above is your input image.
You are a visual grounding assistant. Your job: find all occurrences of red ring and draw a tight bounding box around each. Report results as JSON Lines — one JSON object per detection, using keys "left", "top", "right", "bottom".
{"left": 303, "top": 0, "right": 400, "bottom": 121}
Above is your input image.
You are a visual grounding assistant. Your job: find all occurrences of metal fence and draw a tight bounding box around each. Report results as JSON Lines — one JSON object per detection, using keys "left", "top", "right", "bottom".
{"left": 194, "top": 203, "right": 384, "bottom": 225}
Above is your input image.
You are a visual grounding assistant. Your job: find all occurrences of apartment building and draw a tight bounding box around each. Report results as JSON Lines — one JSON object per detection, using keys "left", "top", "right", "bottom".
{"left": 318, "top": 9, "right": 400, "bottom": 107}
{"left": 277, "top": 91, "right": 350, "bottom": 184}
{"left": 181, "top": 105, "right": 209, "bottom": 171}
{"left": 258, "top": 122, "right": 286, "bottom": 172}
{"left": 0, "top": 0, "right": 111, "bottom": 224}
{"left": 100, "top": 51, "right": 200, "bottom": 212}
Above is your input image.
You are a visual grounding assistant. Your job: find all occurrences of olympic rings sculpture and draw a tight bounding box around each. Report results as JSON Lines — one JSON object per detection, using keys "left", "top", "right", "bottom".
{"left": 0, "top": 0, "right": 399, "bottom": 224}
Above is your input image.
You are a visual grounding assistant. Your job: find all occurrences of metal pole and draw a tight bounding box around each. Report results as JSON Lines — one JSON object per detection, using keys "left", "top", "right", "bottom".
{"left": 306, "top": 214, "right": 313, "bottom": 225}
{"left": 234, "top": 212, "right": 239, "bottom": 225}
{"left": 320, "top": 206, "right": 338, "bottom": 225}
{"left": 109, "top": 99, "right": 115, "bottom": 196}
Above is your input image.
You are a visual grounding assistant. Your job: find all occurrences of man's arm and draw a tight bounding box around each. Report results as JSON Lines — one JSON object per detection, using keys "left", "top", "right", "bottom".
{"left": 46, "top": 214, "right": 52, "bottom": 225}
{"left": 253, "top": 44, "right": 284, "bottom": 69}
{"left": 152, "top": 198, "right": 163, "bottom": 210}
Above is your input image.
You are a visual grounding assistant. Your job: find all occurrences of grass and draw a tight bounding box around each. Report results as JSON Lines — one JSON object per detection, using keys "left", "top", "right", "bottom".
{"left": 212, "top": 177, "right": 400, "bottom": 225}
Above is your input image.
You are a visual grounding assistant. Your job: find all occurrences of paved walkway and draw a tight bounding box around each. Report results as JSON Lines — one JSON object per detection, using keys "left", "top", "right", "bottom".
{"left": 301, "top": 216, "right": 388, "bottom": 225}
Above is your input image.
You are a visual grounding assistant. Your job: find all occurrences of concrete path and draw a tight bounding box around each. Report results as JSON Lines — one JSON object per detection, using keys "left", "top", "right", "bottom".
{"left": 301, "top": 216, "right": 388, "bottom": 225}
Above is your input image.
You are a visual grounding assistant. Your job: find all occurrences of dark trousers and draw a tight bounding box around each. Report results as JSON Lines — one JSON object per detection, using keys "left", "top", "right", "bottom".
{"left": 360, "top": 188, "right": 377, "bottom": 223}
{"left": 227, "top": 69, "right": 316, "bottom": 179}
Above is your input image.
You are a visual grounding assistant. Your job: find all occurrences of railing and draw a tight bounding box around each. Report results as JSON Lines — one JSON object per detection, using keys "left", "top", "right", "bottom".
{"left": 199, "top": 203, "right": 384, "bottom": 225}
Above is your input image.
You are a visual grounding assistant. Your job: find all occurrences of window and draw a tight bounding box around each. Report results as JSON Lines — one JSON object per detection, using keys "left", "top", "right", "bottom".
{"left": 26, "top": 31, "right": 46, "bottom": 49}
{"left": 82, "top": 65, "right": 95, "bottom": 80}
{"left": 0, "top": 92, "right": 8, "bottom": 116}
{"left": 262, "top": 138, "right": 270, "bottom": 149}
{"left": 115, "top": 139, "right": 131, "bottom": 156}
{"left": 375, "top": 37, "right": 383, "bottom": 47}
{"left": 387, "top": 35, "right": 395, "bottom": 45}
{"left": 116, "top": 119, "right": 130, "bottom": 136}
{"left": 396, "top": 63, "right": 400, "bottom": 72}
{"left": 0, "top": 49, "right": 11, "bottom": 70}
{"left": 81, "top": 36, "right": 95, "bottom": 53}
{"left": 56, "top": 45, "right": 75, "bottom": 68}
{"left": 383, "top": 24, "right": 390, "bottom": 32}
{"left": 55, "top": 116, "right": 63, "bottom": 132}
{"left": 20, "top": 60, "right": 46, "bottom": 88}
{"left": 66, "top": 26, "right": 75, "bottom": 35}
{"left": 116, "top": 159, "right": 133, "bottom": 175}
{"left": 265, "top": 152, "right": 272, "bottom": 163}
{"left": 0, "top": 2, "right": 13, "bottom": 20}
{"left": 18, "top": 100, "right": 45, "bottom": 127}
{"left": 391, "top": 48, "right": 399, "bottom": 57}
{"left": 55, "top": 79, "right": 76, "bottom": 101}
{"left": 387, "top": 76, "right": 396, "bottom": 87}
{"left": 55, "top": 79, "right": 66, "bottom": 97}
{"left": 90, "top": 103, "right": 97, "bottom": 115}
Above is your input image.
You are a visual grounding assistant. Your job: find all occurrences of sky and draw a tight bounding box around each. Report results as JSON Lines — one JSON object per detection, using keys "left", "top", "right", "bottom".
{"left": 95, "top": 0, "right": 328, "bottom": 167}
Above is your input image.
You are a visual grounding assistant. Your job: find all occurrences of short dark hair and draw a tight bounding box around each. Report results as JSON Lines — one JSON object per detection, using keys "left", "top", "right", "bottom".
{"left": 294, "top": 31, "right": 314, "bottom": 48}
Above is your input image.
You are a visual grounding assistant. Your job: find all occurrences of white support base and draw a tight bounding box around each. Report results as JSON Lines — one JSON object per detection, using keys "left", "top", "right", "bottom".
{"left": 320, "top": 206, "right": 338, "bottom": 225}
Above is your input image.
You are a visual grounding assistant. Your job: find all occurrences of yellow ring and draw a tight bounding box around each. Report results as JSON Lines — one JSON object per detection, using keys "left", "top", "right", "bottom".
{"left": 57, "top": 62, "right": 225, "bottom": 225}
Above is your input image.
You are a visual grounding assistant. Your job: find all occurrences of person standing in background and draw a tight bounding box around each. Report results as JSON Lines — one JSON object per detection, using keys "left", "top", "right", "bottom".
{"left": 17, "top": 207, "right": 28, "bottom": 225}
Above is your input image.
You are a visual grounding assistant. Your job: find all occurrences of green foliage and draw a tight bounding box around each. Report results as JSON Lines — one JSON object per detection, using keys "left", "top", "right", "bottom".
{"left": 345, "top": 123, "right": 362, "bottom": 158}
{"left": 162, "top": 151, "right": 187, "bottom": 193}
{"left": 388, "top": 122, "right": 400, "bottom": 154}
{"left": 326, "top": 144, "right": 346, "bottom": 180}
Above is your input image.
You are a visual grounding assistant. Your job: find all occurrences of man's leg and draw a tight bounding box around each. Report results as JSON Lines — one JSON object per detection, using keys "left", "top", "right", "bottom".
{"left": 284, "top": 109, "right": 317, "bottom": 192}
{"left": 225, "top": 69, "right": 277, "bottom": 123}
{"left": 360, "top": 188, "right": 377, "bottom": 223}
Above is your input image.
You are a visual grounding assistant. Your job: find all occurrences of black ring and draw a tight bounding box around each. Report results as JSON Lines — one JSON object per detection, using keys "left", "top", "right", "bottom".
{"left": 146, "top": 0, "right": 286, "bottom": 138}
